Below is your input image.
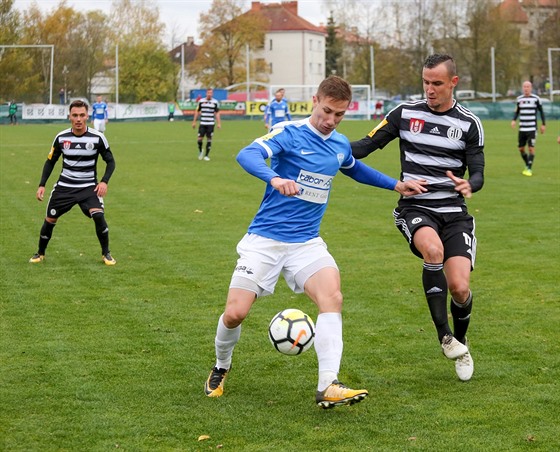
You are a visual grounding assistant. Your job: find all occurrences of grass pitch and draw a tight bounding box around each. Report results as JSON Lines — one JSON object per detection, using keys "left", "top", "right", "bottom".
{"left": 1, "top": 118, "right": 559, "bottom": 451}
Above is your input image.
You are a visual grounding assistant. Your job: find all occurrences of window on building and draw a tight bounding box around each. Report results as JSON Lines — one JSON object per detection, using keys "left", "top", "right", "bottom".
{"left": 269, "top": 39, "right": 273, "bottom": 51}
{"left": 309, "top": 39, "right": 313, "bottom": 51}
{"left": 270, "top": 62, "right": 273, "bottom": 73}
{"left": 318, "top": 63, "right": 322, "bottom": 75}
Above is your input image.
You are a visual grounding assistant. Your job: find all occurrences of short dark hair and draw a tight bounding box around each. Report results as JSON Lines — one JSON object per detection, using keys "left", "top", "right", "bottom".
{"left": 424, "top": 54, "right": 456, "bottom": 77}
{"left": 316, "top": 75, "right": 352, "bottom": 103}
{"left": 69, "top": 99, "right": 88, "bottom": 112}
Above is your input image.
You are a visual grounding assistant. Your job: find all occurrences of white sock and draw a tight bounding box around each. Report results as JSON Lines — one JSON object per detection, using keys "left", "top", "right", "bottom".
{"left": 314, "top": 312, "right": 343, "bottom": 391}
{"left": 215, "top": 314, "right": 241, "bottom": 370}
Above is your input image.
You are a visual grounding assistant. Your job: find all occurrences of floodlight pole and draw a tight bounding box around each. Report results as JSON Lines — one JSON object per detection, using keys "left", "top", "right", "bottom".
{"left": 548, "top": 48, "right": 560, "bottom": 102}
{"left": 491, "top": 47, "right": 496, "bottom": 103}
{"left": 0, "top": 44, "right": 54, "bottom": 104}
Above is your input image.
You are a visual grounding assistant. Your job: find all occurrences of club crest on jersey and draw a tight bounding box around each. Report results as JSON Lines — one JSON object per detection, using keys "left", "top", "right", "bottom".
{"left": 409, "top": 118, "right": 425, "bottom": 135}
{"left": 337, "top": 153, "right": 344, "bottom": 164}
{"left": 447, "top": 126, "right": 463, "bottom": 140}
{"left": 63, "top": 140, "right": 72, "bottom": 150}
{"left": 86, "top": 142, "right": 94, "bottom": 151}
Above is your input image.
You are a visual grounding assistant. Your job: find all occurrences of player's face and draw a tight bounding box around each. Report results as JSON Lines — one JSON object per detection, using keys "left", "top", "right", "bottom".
{"left": 310, "top": 95, "right": 349, "bottom": 135}
{"left": 69, "top": 106, "right": 89, "bottom": 135}
{"left": 206, "top": 89, "right": 213, "bottom": 99}
{"left": 423, "top": 63, "right": 458, "bottom": 112}
{"left": 522, "top": 82, "right": 532, "bottom": 96}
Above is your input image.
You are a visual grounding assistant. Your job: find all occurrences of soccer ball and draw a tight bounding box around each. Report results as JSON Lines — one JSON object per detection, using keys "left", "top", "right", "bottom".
{"left": 268, "top": 308, "right": 315, "bottom": 355}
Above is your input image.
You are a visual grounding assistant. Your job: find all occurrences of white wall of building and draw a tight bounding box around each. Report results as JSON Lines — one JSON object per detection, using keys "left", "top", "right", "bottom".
{"left": 261, "top": 31, "right": 325, "bottom": 87}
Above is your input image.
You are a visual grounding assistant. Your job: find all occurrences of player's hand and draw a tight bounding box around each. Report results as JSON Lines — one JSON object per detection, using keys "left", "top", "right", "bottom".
{"left": 540, "top": 125, "right": 546, "bottom": 134}
{"left": 395, "top": 179, "right": 428, "bottom": 196}
{"left": 217, "top": 124, "right": 221, "bottom": 129}
{"left": 446, "top": 170, "right": 472, "bottom": 198}
{"left": 270, "top": 177, "right": 300, "bottom": 197}
{"left": 191, "top": 122, "right": 196, "bottom": 129}
{"left": 511, "top": 120, "right": 516, "bottom": 129}
{"left": 36, "top": 186, "right": 45, "bottom": 201}
{"left": 95, "top": 182, "right": 108, "bottom": 198}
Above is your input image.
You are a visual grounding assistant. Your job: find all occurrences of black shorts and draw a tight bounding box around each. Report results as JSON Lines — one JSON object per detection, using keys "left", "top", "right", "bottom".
{"left": 197, "top": 124, "right": 215, "bottom": 139}
{"left": 393, "top": 207, "right": 477, "bottom": 268}
{"left": 518, "top": 130, "right": 536, "bottom": 148}
{"left": 46, "top": 184, "right": 104, "bottom": 219}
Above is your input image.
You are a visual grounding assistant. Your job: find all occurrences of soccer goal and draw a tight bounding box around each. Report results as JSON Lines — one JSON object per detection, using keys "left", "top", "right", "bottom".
{"left": 269, "top": 84, "right": 372, "bottom": 119}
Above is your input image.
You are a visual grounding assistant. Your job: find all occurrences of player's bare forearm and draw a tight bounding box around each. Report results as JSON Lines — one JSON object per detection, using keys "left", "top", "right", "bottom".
{"left": 394, "top": 179, "right": 428, "bottom": 196}
{"left": 270, "top": 177, "right": 299, "bottom": 197}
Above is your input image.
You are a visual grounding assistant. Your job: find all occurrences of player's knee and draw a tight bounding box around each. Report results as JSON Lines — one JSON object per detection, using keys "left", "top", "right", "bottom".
{"left": 222, "top": 308, "right": 247, "bottom": 328}
{"left": 449, "top": 282, "right": 470, "bottom": 303}
{"left": 422, "top": 243, "right": 444, "bottom": 262}
{"left": 91, "top": 211, "right": 108, "bottom": 234}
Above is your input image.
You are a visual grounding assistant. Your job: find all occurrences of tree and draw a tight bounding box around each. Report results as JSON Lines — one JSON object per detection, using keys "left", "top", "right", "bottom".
{"left": 325, "top": 13, "right": 342, "bottom": 76}
{"left": 0, "top": 0, "right": 35, "bottom": 102}
{"left": 109, "top": 0, "right": 176, "bottom": 101}
{"left": 190, "top": 0, "right": 267, "bottom": 88}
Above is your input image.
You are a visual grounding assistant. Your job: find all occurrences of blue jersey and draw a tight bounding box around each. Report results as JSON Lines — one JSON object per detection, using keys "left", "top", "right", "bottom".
{"left": 91, "top": 101, "right": 108, "bottom": 120}
{"left": 265, "top": 99, "right": 291, "bottom": 127}
{"left": 241, "top": 118, "right": 356, "bottom": 242}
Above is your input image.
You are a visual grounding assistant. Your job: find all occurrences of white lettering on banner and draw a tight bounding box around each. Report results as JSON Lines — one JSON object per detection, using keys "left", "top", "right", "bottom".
{"left": 22, "top": 103, "right": 172, "bottom": 120}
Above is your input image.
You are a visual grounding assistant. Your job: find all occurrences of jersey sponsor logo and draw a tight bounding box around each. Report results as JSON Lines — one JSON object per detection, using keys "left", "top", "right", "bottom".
{"left": 447, "top": 126, "right": 463, "bottom": 140}
{"left": 296, "top": 184, "right": 329, "bottom": 204}
{"left": 409, "top": 118, "right": 425, "bottom": 135}
{"left": 63, "top": 140, "right": 71, "bottom": 150}
{"left": 297, "top": 170, "right": 333, "bottom": 188}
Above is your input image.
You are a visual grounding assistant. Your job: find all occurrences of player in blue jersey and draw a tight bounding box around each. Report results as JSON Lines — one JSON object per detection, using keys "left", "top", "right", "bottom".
{"left": 91, "top": 95, "right": 108, "bottom": 133}
{"left": 204, "top": 75, "right": 427, "bottom": 408}
{"left": 264, "top": 89, "right": 291, "bottom": 130}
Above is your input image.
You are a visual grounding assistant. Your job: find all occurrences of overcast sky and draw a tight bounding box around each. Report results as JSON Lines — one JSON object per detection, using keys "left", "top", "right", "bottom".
{"left": 13, "top": 0, "right": 329, "bottom": 47}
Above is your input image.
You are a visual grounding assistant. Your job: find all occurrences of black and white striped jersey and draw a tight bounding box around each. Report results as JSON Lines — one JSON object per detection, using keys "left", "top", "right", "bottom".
{"left": 39, "top": 127, "right": 115, "bottom": 189}
{"left": 196, "top": 97, "right": 220, "bottom": 126}
{"left": 351, "top": 100, "right": 485, "bottom": 213}
{"left": 513, "top": 94, "right": 545, "bottom": 132}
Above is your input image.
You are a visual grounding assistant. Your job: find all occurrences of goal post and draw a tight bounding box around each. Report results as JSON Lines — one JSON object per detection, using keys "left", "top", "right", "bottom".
{"left": 269, "top": 84, "right": 372, "bottom": 119}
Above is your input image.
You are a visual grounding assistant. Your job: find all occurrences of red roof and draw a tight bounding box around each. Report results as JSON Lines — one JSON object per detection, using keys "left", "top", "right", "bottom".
{"left": 247, "top": 1, "right": 325, "bottom": 34}
{"left": 498, "top": 0, "right": 528, "bottom": 23}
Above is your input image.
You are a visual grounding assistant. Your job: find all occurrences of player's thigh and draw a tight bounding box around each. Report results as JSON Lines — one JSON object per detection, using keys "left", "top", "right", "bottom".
{"left": 394, "top": 208, "right": 443, "bottom": 261}
{"left": 78, "top": 190, "right": 104, "bottom": 217}
{"left": 303, "top": 266, "right": 342, "bottom": 313}
{"left": 45, "top": 186, "right": 79, "bottom": 218}
{"left": 229, "top": 233, "right": 285, "bottom": 297}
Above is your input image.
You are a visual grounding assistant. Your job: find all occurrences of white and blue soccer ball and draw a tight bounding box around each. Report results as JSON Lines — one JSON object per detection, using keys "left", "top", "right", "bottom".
{"left": 268, "top": 308, "right": 315, "bottom": 355}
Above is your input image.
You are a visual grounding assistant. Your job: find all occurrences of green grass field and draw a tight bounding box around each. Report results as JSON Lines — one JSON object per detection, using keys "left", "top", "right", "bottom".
{"left": 1, "top": 118, "right": 559, "bottom": 451}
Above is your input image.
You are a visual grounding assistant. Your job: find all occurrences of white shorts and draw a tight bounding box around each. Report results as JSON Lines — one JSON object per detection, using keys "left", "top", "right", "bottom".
{"left": 230, "top": 233, "right": 338, "bottom": 297}
{"left": 93, "top": 118, "right": 106, "bottom": 132}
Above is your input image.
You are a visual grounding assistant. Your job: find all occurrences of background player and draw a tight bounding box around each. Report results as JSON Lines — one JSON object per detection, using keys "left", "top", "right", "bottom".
{"left": 511, "top": 80, "right": 546, "bottom": 176}
{"left": 203, "top": 75, "right": 427, "bottom": 408}
{"left": 351, "top": 54, "right": 485, "bottom": 382}
{"left": 264, "top": 88, "right": 291, "bottom": 130}
{"left": 29, "top": 100, "right": 117, "bottom": 265}
{"left": 91, "top": 95, "right": 109, "bottom": 133}
{"left": 192, "top": 88, "right": 221, "bottom": 161}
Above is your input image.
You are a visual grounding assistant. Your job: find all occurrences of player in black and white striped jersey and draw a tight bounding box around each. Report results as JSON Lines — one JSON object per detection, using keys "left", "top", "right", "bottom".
{"left": 511, "top": 81, "right": 546, "bottom": 177}
{"left": 29, "top": 100, "right": 117, "bottom": 265}
{"left": 192, "top": 88, "right": 221, "bottom": 161}
{"left": 351, "top": 54, "right": 485, "bottom": 381}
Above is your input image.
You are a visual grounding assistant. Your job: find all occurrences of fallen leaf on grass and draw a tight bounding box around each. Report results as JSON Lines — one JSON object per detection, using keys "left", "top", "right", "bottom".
{"left": 198, "top": 435, "right": 210, "bottom": 441}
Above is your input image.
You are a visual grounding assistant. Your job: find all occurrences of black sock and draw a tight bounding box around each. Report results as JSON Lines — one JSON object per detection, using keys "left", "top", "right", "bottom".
{"left": 38, "top": 220, "right": 56, "bottom": 254}
{"left": 92, "top": 212, "right": 110, "bottom": 255}
{"left": 197, "top": 141, "right": 202, "bottom": 152}
{"left": 451, "top": 292, "right": 473, "bottom": 344}
{"left": 422, "top": 263, "right": 452, "bottom": 342}
{"left": 527, "top": 154, "right": 534, "bottom": 169}
{"left": 520, "top": 152, "right": 528, "bottom": 165}
{"left": 206, "top": 141, "right": 212, "bottom": 155}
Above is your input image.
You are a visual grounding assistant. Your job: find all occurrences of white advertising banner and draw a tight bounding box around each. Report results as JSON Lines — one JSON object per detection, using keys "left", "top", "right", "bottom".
{"left": 22, "top": 102, "right": 171, "bottom": 120}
